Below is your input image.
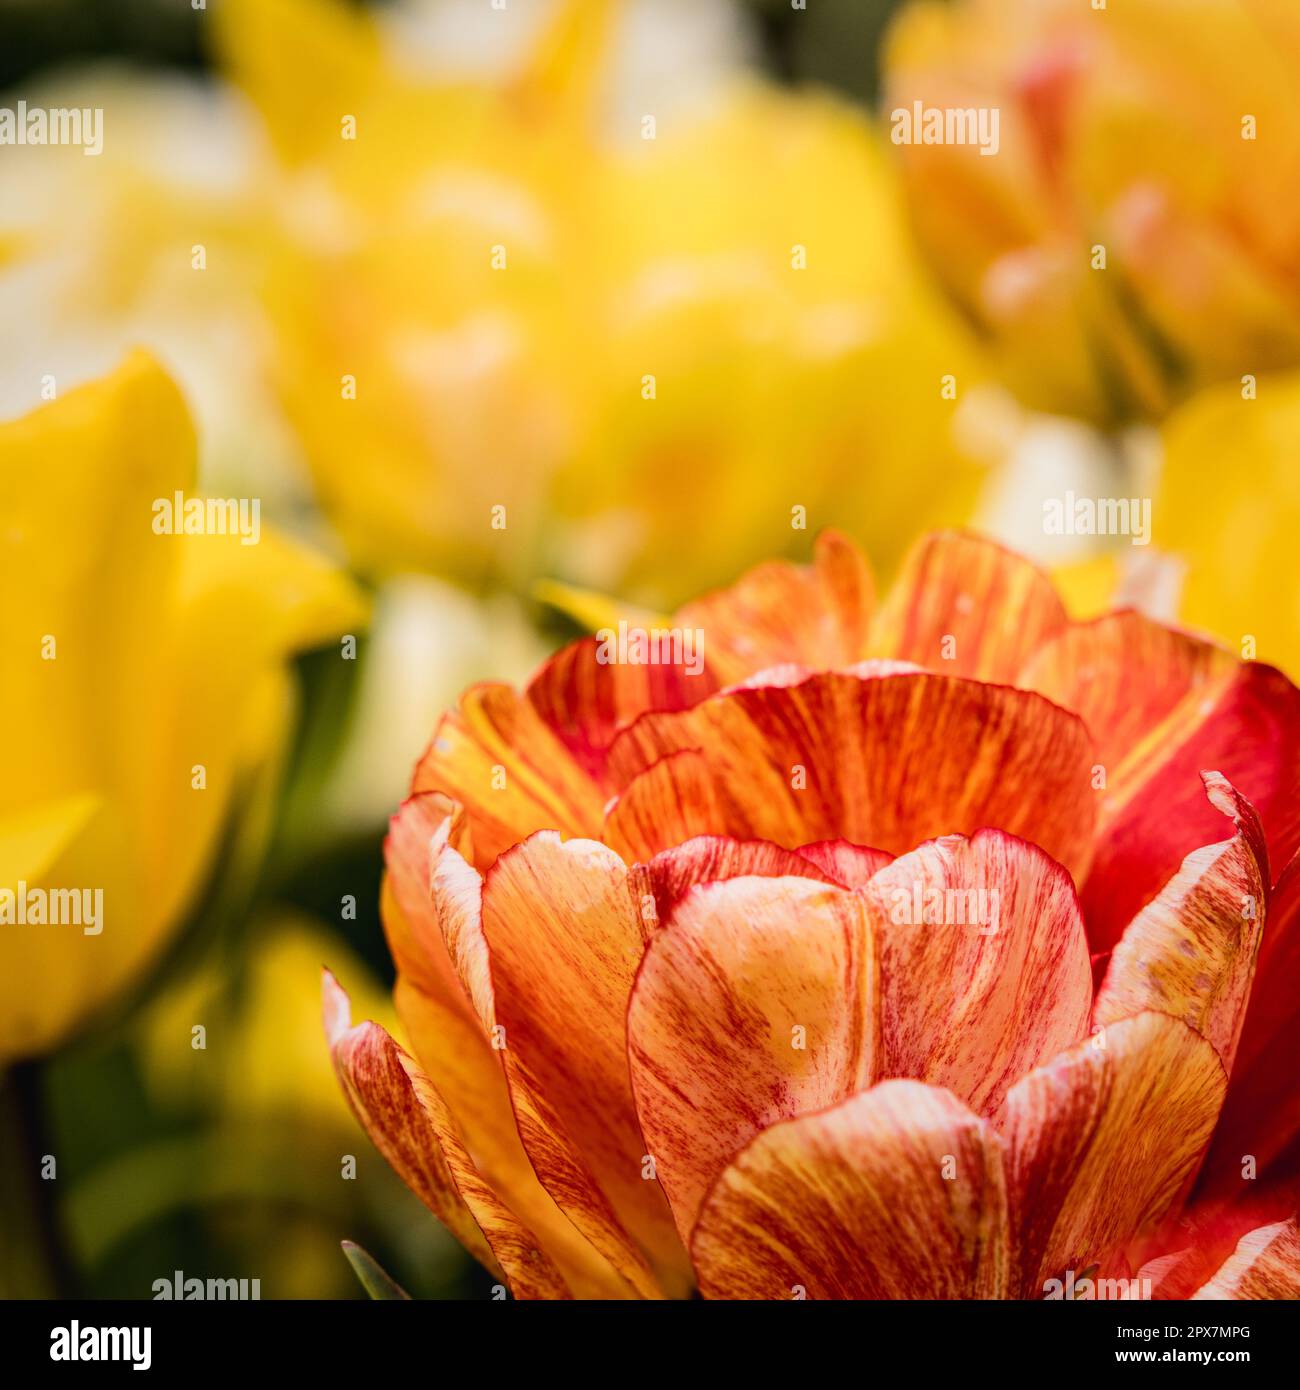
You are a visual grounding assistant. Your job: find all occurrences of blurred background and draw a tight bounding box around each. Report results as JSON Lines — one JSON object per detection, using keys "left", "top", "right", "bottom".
{"left": 1, "top": 0, "right": 1297, "bottom": 1298}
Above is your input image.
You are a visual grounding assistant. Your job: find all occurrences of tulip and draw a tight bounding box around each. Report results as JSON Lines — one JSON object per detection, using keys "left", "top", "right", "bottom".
{"left": 215, "top": 0, "right": 985, "bottom": 604}
{"left": 1152, "top": 369, "right": 1300, "bottom": 683}
{"left": 0, "top": 353, "right": 363, "bottom": 1061}
{"left": 882, "top": 0, "right": 1300, "bottom": 426}
{"left": 326, "top": 528, "right": 1300, "bottom": 1297}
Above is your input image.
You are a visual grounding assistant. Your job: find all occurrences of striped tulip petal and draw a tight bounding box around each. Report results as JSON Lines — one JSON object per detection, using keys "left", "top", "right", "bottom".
{"left": 1000, "top": 1012, "right": 1227, "bottom": 1296}
{"left": 323, "top": 971, "right": 571, "bottom": 1299}
{"left": 607, "top": 670, "right": 1097, "bottom": 878}
{"left": 481, "top": 832, "right": 689, "bottom": 1295}
{"left": 1081, "top": 662, "right": 1300, "bottom": 951}
{"left": 691, "top": 1082, "right": 1011, "bottom": 1299}
{"left": 627, "top": 835, "right": 836, "bottom": 928}
{"left": 628, "top": 875, "right": 876, "bottom": 1240}
{"left": 412, "top": 684, "right": 605, "bottom": 871}
{"left": 1196, "top": 849, "right": 1300, "bottom": 1210}
{"left": 675, "top": 529, "right": 874, "bottom": 685}
{"left": 865, "top": 829, "right": 1093, "bottom": 1116}
{"left": 1190, "top": 1218, "right": 1300, "bottom": 1299}
{"left": 871, "top": 531, "right": 1068, "bottom": 682}
{"left": 1094, "top": 773, "right": 1268, "bottom": 1074}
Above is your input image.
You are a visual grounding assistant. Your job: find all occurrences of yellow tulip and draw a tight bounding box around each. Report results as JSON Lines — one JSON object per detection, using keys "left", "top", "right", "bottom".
{"left": 216, "top": 0, "right": 986, "bottom": 604}
{"left": 883, "top": 0, "right": 1300, "bottom": 425}
{"left": 0, "top": 353, "right": 363, "bottom": 1061}
{"left": 1153, "top": 370, "right": 1300, "bottom": 679}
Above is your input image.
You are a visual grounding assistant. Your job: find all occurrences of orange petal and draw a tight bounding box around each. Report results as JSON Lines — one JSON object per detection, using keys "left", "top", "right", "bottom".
{"left": 628, "top": 875, "right": 875, "bottom": 1240}
{"left": 607, "top": 670, "right": 1097, "bottom": 879}
{"left": 1196, "top": 848, "right": 1300, "bottom": 1210}
{"left": 323, "top": 970, "right": 569, "bottom": 1298}
{"left": 1094, "top": 773, "right": 1267, "bottom": 1073}
{"left": 1190, "top": 1217, "right": 1300, "bottom": 1299}
{"left": 383, "top": 794, "right": 480, "bottom": 1023}
{"left": 525, "top": 635, "right": 717, "bottom": 789}
{"left": 675, "top": 530, "right": 874, "bottom": 685}
{"left": 628, "top": 835, "right": 836, "bottom": 929}
{"left": 1018, "top": 610, "right": 1235, "bottom": 778}
{"left": 1081, "top": 662, "right": 1300, "bottom": 952}
{"left": 796, "top": 839, "right": 893, "bottom": 888}
{"left": 691, "top": 1082, "right": 1011, "bottom": 1299}
{"left": 603, "top": 748, "right": 736, "bottom": 864}
{"left": 865, "top": 829, "right": 1093, "bottom": 1116}
{"left": 871, "top": 531, "right": 1068, "bottom": 682}
{"left": 412, "top": 683, "right": 604, "bottom": 872}
{"left": 481, "top": 832, "right": 689, "bottom": 1295}
{"left": 999, "top": 1011, "right": 1226, "bottom": 1296}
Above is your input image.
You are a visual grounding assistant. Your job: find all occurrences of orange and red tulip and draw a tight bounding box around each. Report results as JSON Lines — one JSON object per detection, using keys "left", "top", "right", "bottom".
{"left": 326, "top": 530, "right": 1300, "bottom": 1299}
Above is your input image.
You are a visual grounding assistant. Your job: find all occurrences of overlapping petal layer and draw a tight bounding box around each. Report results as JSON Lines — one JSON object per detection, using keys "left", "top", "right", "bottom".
{"left": 327, "top": 527, "right": 1300, "bottom": 1300}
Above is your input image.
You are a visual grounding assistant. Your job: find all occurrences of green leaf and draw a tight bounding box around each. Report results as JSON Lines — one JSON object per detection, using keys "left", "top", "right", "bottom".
{"left": 342, "top": 1240, "right": 411, "bottom": 1300}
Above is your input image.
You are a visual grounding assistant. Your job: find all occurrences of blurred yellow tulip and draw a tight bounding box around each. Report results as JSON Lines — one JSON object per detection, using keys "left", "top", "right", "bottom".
{"left": 0, "top": 69, "right": 307, "bottom": 508}
{"left": 1153, "top": 370, "right": 1300, "bottom": 679}
{"left": 216, "top": 0, "right": 987, "bottom": 605}
{"left": 883, "top": 0, "right": 1300, "bottom": 426}
{"left": 0, "top": 353, "right": 364, "bottom": 1061}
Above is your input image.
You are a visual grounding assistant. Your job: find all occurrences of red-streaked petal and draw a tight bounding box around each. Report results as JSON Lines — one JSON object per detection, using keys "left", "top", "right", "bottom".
{"left": 1082, "top": 662, "right": 1300, "bottom": 952}
{"left": 691, "top": 1082, "right": 1011, "bottom": 1299}
{"left": 1196, "top": 849, "right": 1300, "bottom": 1210}
{"left": 411, "top": 683, "right": 605, "bottom": 872}
{"left": 323, "top": 970, "right": 570, "bottom": 1298}
{"left": 1018, "top": 610, "right": 1235, "bottom": 775}
{"left": 1094, "top": 773, "right": 1267, "bottom": 1074}
{"left": 675, "top": 529, "right": 874, "bottom": 685}
{"left": 383, "top": 795, "right": 480, "bottom": 1024}
{"left": 796, "top": 839, "right": 894, "bottom": 888}
{"left": 999, "top": 1012, "right": 1226, "bottom": 1297}
{"left": 525, "top": 635, "right": 717, "bottom": 788}
{"left": 607, "top": 670, "right": 1097, "bottom": 880}
{"left": 628, "top": 835, "right": 834, "bottom": 929}
{"left": 481, "top": 832, "right": 689, "bottom": 1295}
{"left": 1190, "top": 1218, "right": 1300, "bottom": 1300}
{"left": 603, "top": 749, "right": 730, "bottom": 864}
{"left": 871, "top": 531, "right": 1068, "bottom": 682}
{"left": 865, "top": 829, "right": 1093, "bottom": 1116}
{"left": 628, "top": 875, "right": 875, "bottom": 1241}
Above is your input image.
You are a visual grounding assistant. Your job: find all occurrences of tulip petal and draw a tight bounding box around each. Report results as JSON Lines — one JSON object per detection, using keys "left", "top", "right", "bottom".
{"left": 628, "top": 835, "right": 835, "bottom": 928}
{"left": 608, "top": 670, "right": 1097, "bottom": 879}
{"left": 871, "top": 531, "right": 1068, "bottom": 682}
{"left": 1018, "top": 610, "right": 1235, "bottom": 777}
{"left": 1190, "top": 1218, "right": 1300, "bottom": 1300}
{"left": 865, "top": 829, "right": 1093, "bottom": 1115}
{"left": 1196, "top": 849, "right": 1300, "bottom": 1209}
{"left": 603, "top": 748, "right": 734, "bottom": 864}
{"left": 628, "top": 875, "right": 875, "bottom": 1239}
{"left": 796, "top": 839, "right": 893, "bottom": 888}
{"left": 1081, "top": 662, "right": 1300, "bottom": 952}
{"left": 384, "top": 795, "right": 480, "bottom": 1023}
{"left": 412, "top": 684, "right": 605, "bottom": 871}
{"left": 525, "top": 636, "right": 717, "bottom": 787}
{"left": 691, "top": 1081, "right": 1011, "bottom": 1299}
{"left": 323, "top": 970, "right": 572, "bottom": 1298}
{"left": 674, "top": 530, "right": 874, "bottom": 685}
{"left": 1094, "top": 773, "right": 1267, "bottom": 1074}
{"left": 999, "top": 1012, "right": 1227, "bottom": 1296}
{"left": 481, "top": 832, "right": 688, "bottom": 1295}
